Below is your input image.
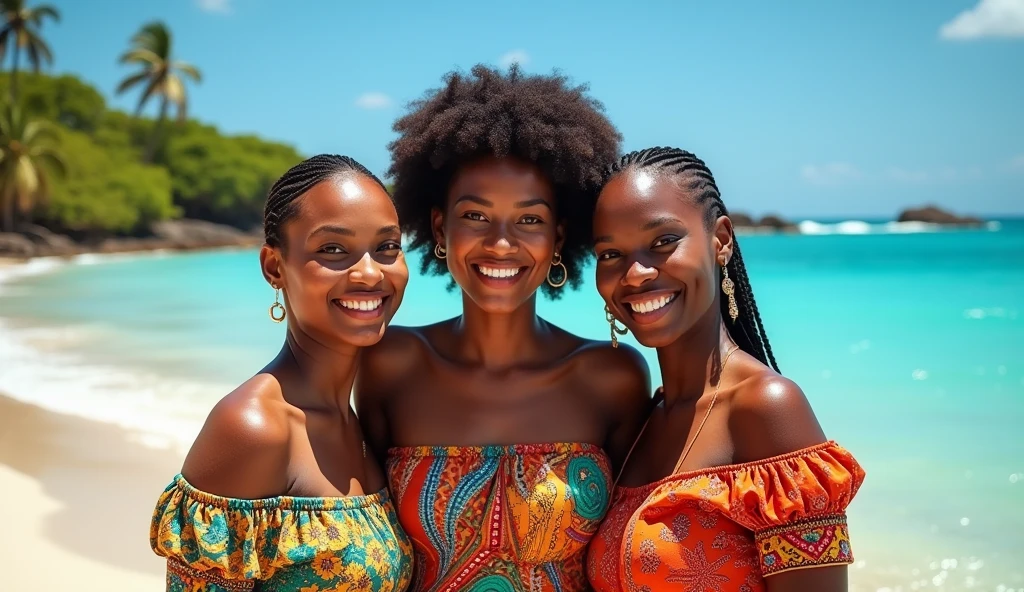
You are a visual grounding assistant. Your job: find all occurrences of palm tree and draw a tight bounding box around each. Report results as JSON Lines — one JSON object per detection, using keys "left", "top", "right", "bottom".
{"left": 116, "top": 22, "right": 201, "bottom": 163}
{"left": 0, "top": 101, "right": 64, "bottom": 232}
{"left": 0, "top": 0, "right": 60, "bottom": 101}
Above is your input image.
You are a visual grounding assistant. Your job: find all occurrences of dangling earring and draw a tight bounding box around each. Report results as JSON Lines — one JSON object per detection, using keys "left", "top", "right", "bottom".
{"left": 605, "top": 305, "right": 628, "bottom": 348}
{"left": 546, "top": 252, "right": 568, "bottom": 288}
{"left": 434, "top": 243, "right": 446, "bottom": 259}
{"left": 269, "top": 287, "right": 286, "bottom": 323}
{"left": 721, "top": 261, "right": 739, "bottom": 322}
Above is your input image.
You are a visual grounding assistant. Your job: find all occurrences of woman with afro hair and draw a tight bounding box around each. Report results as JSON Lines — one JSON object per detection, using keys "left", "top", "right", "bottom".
{"left": 354, "top": 65, "right": 652, "bottom": 592}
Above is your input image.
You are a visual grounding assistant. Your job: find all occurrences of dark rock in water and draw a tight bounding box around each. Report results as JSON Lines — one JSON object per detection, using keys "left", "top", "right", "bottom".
{"left": 0, "top": 232, "right": 36, "bottom": 258}
{"left": 728, "top": 212, "right": 755, "bottom": 227}
{"left": 758, "top": 214, "right": 798, "bottom": 232}
{"left": 151, "top": 219, "right": 257, "bottom": 249}
{"left": 897, "top": 205, "right": 983, "bottom": 226}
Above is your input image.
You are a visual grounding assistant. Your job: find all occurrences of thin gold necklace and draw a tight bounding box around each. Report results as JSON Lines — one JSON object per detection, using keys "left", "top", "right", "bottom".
{"left": 672, "top": 344, "right": 741, "bottom": 475}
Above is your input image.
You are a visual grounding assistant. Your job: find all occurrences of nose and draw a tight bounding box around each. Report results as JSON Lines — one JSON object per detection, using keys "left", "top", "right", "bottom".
{"left": 482, "top": 224, "right": 519, "bottom": 257}
{"left": 349, "top": 252, "right": 384, "bottom": 286}
{"left": 622, "top": 260, "right": 658, "bottom": 287}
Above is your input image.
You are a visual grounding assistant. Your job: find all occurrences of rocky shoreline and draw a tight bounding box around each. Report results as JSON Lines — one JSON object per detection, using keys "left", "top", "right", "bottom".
{"left": 0, "top": 219, "right": 263, "bottom": 260}
{"left": 0, "top": 206, "right": 988, "bottom": 260}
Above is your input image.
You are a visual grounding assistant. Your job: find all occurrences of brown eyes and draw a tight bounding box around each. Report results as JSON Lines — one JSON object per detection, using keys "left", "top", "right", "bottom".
{"left": 460, "top": 212, "right": 544, "bottom": 224}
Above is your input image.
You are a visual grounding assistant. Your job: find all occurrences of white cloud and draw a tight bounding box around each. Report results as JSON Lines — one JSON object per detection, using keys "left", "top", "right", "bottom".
{"left": 354, "top": 92, "right": 393, "bottom": 110}
{"left": 498, "top": 50, "right": 530, "bottom": 69}
{"left": 196, "top": 0, "right": 232, "bottom": 14}
{"left": 940, "top": 0, "right": 1024, "bottom": 40}
{"left": 800, "top": 163, "right": 862, "bottom": 186}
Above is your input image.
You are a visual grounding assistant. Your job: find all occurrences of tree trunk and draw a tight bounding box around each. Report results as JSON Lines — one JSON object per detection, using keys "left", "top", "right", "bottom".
{"left": 2, "top": 192, "right": 14, "bottom": 233}
{"left": 10, "top": 42, "right": 20, "bottom": 102}
{"left": 143, "top": 97, "right": 169, "bottom": 163}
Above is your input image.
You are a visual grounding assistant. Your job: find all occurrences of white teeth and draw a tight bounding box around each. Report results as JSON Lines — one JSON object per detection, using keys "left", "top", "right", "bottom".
{"left": 629, "top": 294, "right": 675, "bottom": 314}
{"left": 478, "top": 265, "right": 521, "bottom": 278}
{"left": 340, "top": 298, "right": 382, "bottom": 311}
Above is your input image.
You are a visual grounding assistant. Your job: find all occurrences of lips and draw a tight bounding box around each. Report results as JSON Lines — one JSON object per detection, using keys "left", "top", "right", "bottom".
{"left": 332, "top": 292, "right": 389, "bottom": 321}
{"left": 471, "top": 262, "right": 528, "bottom": 288}
{"left": 620, "top": 289, "right": 681, "bottom": 325}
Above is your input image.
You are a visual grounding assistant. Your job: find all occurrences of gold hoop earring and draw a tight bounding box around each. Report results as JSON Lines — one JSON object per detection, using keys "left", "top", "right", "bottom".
{"left": 434, "top": 243, "right": 446, "bottom": 259}
{"left": 269, "top": 288, "right": 286, "bottom": 323}
{"left": 546, "top": 252, "right": 568, "bottom": 288}
{"left": 721, "top": 263, "right": 739, "bottom": 322}
{"left": 605, "top": 305, "right": 628, "bottom": 348}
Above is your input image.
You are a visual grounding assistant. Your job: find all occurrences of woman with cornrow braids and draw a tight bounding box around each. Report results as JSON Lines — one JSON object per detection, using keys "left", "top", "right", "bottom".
{"left": 150, "top": 155, "right": 414, "bottom": 591}
{"left": 585, "top": 147, "right": 866, "bottom": 592}
{"left": 354, "top": 65, "right": 651, "bottom": 592}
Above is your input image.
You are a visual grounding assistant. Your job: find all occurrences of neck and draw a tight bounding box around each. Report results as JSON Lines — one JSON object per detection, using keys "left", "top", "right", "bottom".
{"left": 452, "top": 292, "right": 548, "bottom": 370}
{"left": 278, "top": 328, "right": 361, "bottom": 418}
{"left": 657, "top": 301, "right": 737, "bottom": 408}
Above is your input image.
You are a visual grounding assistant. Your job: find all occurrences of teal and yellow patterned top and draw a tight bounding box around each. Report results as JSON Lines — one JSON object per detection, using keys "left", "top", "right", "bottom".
{"left": 150, "top": 474, "right": 414, "bottom": 592}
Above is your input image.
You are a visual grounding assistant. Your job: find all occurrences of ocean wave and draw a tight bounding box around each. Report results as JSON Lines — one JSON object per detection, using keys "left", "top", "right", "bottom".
{"left": 0, "top": 318, "right": 228, "bottom": 454}
{"left": 795, "top": 220, "right": 993, "bottom": 235}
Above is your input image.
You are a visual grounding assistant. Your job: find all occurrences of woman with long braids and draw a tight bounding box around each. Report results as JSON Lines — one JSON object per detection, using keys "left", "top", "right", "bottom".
{"left": 585, "top": 147, "right": 866, "bottom": 592}
{"left": 354, "top": 65, "right": 651, "bottom": 592}
{"left": 150, "top": 155, "right": 413, "bottom": 591}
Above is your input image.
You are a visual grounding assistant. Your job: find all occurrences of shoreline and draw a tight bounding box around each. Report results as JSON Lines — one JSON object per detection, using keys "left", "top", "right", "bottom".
{"left": 0, "top": 393, "right": 178, "bottom": 589}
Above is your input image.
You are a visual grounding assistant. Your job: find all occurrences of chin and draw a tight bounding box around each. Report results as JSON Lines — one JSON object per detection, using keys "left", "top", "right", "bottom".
{"left": 466, "top": 291, "right": 534, "bottom": 315}
{"left": 341, "top": 325, "right": 388, "bottom": 348}
{"left": 629, "top": 326, "right": 683, "bottom": 349}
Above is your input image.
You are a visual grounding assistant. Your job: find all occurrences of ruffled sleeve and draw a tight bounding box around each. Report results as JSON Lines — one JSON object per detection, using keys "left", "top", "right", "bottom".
{"left": 639, "top": 441, "right": 865, "bottom": 578}
{"left": 149, "top": 475, "right": 299, "bottom": 591}
{"left": 723, "top": 441, "right": 865, "bottom": 575}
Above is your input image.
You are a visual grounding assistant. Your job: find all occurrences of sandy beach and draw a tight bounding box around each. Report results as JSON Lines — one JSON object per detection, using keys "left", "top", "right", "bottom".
{"left": 0, "top": 393, "right": 178, "bottom": 589}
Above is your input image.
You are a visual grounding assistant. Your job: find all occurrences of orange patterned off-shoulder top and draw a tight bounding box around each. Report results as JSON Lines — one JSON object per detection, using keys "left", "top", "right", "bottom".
{"left": 586, "top": 441, "right": 865, "bottom": 592}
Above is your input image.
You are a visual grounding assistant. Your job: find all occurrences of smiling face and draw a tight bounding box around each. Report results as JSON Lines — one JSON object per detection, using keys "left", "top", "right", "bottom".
{"left": 432, "top": 156, "right": 564, "bottom": 314}
{"left": 260, "top": 173, "right": 409, "bottom": 348}
{"left": 592, "top": 168, "right": 733, "bottom": 348}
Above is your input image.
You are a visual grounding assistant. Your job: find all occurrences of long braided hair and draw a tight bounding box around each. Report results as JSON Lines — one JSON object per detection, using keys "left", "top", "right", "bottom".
{"left": 263, "top": 154, "right": 387, "bottom": 249}
{"left": 604, "top": 147, "right": 780, "bottom": 372}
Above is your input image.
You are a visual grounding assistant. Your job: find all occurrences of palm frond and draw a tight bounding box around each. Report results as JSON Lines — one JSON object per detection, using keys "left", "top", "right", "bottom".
{"left": 22, "top": 120, "right": 59, "bottom": 145}
{"left": 31, "top": 149, "right": 66, "bottom": 179}
{"left": 28, "top": 5, "right": 60, "bottom": 25}
{"left": 135, "top": 74, "right": 165, "bottom": 115}
{"left": 174, "top": 61, "right": 202, "bottom": 83}
{"left": 118, "top": 47, "right": 161, "bottom": 66}
{"left": 116, "top": 71, "right": 151, "bottom": 95}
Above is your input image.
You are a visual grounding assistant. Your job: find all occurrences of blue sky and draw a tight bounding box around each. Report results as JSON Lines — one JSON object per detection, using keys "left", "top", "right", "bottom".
{"left": 26, "top": 0, "right": 1024, "bottom": 217}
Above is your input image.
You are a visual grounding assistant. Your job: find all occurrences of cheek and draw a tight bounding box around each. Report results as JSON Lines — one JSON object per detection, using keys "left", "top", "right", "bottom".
{"left": 593, "top": 265, "right": 618, "bottom": 301}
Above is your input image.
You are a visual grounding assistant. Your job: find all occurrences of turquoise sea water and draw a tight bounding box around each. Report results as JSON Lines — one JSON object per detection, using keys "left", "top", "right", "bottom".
{"left": 1, "top": 220, "right": 1022, "bottom": 591}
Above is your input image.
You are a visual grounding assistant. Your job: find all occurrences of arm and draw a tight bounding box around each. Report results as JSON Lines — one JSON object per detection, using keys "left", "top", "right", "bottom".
{"left": 585, "top": 343, "right": 652, "bottom": 475}
{"left": 730, "top": 374, "right": 848, "bottom": 592}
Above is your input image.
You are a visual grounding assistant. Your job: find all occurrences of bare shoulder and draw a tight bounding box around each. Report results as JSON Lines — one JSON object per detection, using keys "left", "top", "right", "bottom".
{"left": 356, "top": 323, "right": 436, "bottom": 405}
{"left": 180, "top": 373, "right": 293, "bottom": 499}
{"left": 728, "top": 359, "right": 827, "bottom": 462}
{"left": 566, "top": 334, "right": 652, "bottom": 415}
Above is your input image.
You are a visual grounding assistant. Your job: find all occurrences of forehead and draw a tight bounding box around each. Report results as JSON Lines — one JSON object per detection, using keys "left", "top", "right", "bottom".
{"left": 290, "top": 175, "right": 397, "bottom": 228}
{"left": 595, "top": 169, "right": 700, "bottom": 227}
{"left": 448, "top": 156, "right": 555, "bottom": 203}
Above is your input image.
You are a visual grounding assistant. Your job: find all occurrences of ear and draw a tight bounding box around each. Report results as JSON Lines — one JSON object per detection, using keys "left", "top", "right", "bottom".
{"left": 712, "top": 215, "right": 735, "bottom": 265}
{"left": 260, "top": 244, "right": 285, "bottom": 289}
{"left": 430, "top": 207, "right": 446, "bottom": 249}
{"left": 554, "top": 220, "right": 566, "bottom": 257}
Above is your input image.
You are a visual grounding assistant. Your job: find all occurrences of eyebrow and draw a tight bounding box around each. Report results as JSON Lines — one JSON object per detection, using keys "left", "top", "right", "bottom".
{"left": 593, "top": 216, "right": 685, "bottom": 245}
{"left": 377, "top": 225, "right": 400, "bottom": 235}
{"left": 513, "top": 197, "right": 552, "bottom": 210}
{"left": 454, "top": 195, "right": 492, "bottom": 207}
{"left": 310, "top": 225, "right": 355, "bottom": 237}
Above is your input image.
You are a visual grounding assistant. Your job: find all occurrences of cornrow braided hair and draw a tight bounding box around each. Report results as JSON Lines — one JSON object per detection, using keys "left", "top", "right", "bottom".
{"left": 264, "top": 154, "right": 387, "bottom": 248}
{"left": 605, "top": 147, "right": 780, "bottom": 372}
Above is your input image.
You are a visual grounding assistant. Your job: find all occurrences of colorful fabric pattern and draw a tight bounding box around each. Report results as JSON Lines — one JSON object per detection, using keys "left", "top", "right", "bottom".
{"left": 386, "top": 442, "right": 612, "bottom": 592}
{"left": 150, "top": 475, "right": 414, "bottom": 592}
{"left": 586, "top": 441, "right": 865, "bottom": 592}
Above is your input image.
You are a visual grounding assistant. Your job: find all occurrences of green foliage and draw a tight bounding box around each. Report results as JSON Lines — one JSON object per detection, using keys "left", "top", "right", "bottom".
{"left": 44, "top": 127, "right": 176, "bottom": 234}
{"left": 0, "top": 72, "right": 105, "bottom": 132}
{"left": 0, "top": 72, "right": 304, "bottom": 235}
{"left": 163, "top": 124, "right": 302, "bottom": 227}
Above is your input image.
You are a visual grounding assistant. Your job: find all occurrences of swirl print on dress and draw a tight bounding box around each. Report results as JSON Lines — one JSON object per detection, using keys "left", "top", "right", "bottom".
{"left": 386, "top": 442, "right": 612, "bottom": 592}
